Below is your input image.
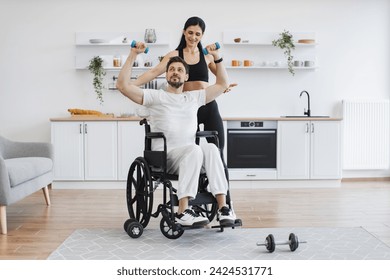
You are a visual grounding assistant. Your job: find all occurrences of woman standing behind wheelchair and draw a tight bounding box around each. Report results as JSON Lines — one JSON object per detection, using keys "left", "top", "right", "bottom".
{"left": 134, "top": 16, "right": 236, "bottom": 155}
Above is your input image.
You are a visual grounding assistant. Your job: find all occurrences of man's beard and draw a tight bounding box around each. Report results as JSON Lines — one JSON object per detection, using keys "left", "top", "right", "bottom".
{"left": 167, "top": 80, "right": 184, "bottom": 88}
{"left": 167, "top": 75, "right": 184, "bottom": 89}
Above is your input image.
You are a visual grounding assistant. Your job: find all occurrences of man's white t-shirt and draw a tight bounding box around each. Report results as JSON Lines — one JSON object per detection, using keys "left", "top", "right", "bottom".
{"left": 142, "top": 89, "right": 206, "bottom": 152}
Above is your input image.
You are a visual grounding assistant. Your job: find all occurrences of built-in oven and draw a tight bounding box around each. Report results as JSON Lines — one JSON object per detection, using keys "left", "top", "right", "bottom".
{"left": 227, "top": 120, "right": 277, "bottom": 180}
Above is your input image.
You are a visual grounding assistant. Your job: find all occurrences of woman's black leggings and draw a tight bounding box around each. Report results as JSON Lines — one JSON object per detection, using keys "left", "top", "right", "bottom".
{"left": 198, "top": 100, "right": 230, "bottom": 182}
{"left": 197, "top": 100, "right": 229, "bottom": 182}
{"left": 197, "top": 100, "right": 225, "bottom": 150}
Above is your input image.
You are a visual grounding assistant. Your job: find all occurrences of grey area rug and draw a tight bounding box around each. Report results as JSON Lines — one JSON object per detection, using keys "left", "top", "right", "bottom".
{"left": 48, "top": 227, "right": 390, "bottom": 260}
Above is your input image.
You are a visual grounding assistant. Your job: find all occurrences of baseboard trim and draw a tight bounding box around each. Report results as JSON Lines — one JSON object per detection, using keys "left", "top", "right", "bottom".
{"left": 230, "top": 180, "right": 342, "bottom": 189}
{"left": 341, "top": 177, "right": 390, "bottom": 182}
{"left": 52, "top": 181, "right": 127, "bottom": 189}
{"left": 53, "top": 178, "right": 388, "bottom": 189}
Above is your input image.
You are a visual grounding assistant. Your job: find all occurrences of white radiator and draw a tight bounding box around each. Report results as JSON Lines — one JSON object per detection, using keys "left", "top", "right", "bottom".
{"left": 342, "top": 99, "right": 390, "bottom": 169}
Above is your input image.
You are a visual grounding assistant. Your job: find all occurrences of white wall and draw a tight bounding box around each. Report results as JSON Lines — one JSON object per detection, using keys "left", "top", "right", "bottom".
{"left": 1, "top": 0, "right": 389, "bottom": 176}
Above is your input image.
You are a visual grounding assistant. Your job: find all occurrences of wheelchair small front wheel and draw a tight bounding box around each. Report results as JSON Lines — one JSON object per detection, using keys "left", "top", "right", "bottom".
{"left": 123, "top": 218, "right": 137, "bottom": 232}
{"left": 125, "top": 220, "right": 144, "bottom": 239}
{"left": 160, "top": 217, "right": 184, "bottom": 239}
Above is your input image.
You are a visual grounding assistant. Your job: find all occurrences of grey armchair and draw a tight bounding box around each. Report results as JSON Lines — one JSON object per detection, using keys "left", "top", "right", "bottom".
{"left": 0, "top": 135, "right": 53, "bottom": 234}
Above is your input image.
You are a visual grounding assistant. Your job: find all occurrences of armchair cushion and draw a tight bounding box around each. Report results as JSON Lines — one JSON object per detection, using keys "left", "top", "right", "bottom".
{"left": 5, "top": 157, "right": 53, "bottom": 187}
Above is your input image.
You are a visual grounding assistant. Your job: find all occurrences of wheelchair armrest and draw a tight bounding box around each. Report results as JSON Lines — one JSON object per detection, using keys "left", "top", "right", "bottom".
{"left": 146, "top": 132, "right": 165, "bottom": 139}
{"left": 196, "top": 130, "right": 220, "bottom": 148}
{"left": 196, "top": 131, "right": 218, "bottom": 138}
{"left": 145, "top": 132, "right": 167, "bottom": 153}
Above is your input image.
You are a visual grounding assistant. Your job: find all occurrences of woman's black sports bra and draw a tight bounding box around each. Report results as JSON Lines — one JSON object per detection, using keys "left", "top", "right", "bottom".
{"left": 178, "top": 48, "right": 209, "bottom": 82}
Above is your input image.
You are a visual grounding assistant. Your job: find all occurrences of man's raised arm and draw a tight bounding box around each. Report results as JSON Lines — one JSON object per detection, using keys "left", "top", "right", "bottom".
{"left": 204, "top": 44, "right": 229, "bottom": 104}
{"left": 116, "top": 42, "right": 147, "bottom": 105}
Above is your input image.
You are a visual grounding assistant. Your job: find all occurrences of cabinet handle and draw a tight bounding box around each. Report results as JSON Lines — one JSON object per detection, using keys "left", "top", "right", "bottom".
{"left": 84, "top": 123, "right": 88, "bottom": 134}
{"left": 79, "top": 124, "right": 82, "bottom": 134}
{"left": 305, "top": 123, "right": 309, "bottom": 133}
{"left": 311, "top": 123, "right": 314, "bottom": 133}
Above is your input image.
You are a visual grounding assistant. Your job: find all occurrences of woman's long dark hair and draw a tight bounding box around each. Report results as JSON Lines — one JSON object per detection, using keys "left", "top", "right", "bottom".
{"left": 175, "top": 16, "right": 206, "bottom": 52}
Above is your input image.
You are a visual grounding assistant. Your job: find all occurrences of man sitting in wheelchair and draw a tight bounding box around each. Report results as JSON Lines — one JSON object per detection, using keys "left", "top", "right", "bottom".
{"left": 117, "top": 41, "right": 237, "bottom": 227}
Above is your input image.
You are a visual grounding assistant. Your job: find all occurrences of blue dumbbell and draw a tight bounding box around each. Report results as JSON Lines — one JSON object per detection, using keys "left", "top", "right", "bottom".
{"left": 202, "top": 42, "right": 220, "bottom": 55}
{"left": 131, "top": 40, "right": 149, "bottom": 54}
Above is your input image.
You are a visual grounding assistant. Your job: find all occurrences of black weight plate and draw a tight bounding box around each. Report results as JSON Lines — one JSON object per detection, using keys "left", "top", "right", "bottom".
{"left": 266, "top": 234, "right": 276, "bottom": 253}
{"left": 127, "top": 221, "right": 143, "bottom": 238}
{"left": 289, "top": 233, "right": 299, "bottom": 251}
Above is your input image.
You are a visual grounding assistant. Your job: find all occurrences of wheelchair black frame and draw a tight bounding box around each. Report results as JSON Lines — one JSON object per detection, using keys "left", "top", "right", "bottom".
{"left": 124, "top": 118, "right": 241, "bottom": 239}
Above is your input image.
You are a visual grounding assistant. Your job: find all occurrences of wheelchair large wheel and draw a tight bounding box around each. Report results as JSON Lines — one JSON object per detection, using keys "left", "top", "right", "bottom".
{"left": 160, "top": 216, "right": 184, "bottom": 239}
{"left": 127, "top": 157, "right": 154, "bottom": 228}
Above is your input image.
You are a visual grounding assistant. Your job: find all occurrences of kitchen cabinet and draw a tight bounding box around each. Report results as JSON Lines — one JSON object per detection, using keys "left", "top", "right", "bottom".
{"left": 51, "top": 117, "right": 342, "bottom": 188}
{"left": 117, "top": 121, "right": 145, "bottom": 180}
{"left": 222, "top": 31, "right": 317, "bottom": 71}
{"left": 51, "top": 121, "right": 118, "bottom": 181}
{"left": 277, "top": 120, "right": 341, "bottom": 179}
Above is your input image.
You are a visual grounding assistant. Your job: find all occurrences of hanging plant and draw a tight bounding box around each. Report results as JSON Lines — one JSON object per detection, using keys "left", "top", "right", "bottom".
{"left": 272, "top": 30, "right": 295, "bottom": 75}
{"left": 88, "top": 56, "right": 106, "bottom": 104}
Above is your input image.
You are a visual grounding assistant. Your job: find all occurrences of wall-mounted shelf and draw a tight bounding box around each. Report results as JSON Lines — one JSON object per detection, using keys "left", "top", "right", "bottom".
{"left": 222, "top": 30, "right": 318, "bottom": 72}
{"left": 75, "top": 66, "right": 156, "bottom": 71}
{"left": 75, "top": 31, "right": 170, "bottom": 70}
{"left": 223, "top": 42, "right": 318, "bottom": 47}
{"left": 76, "top": 43, "right": 169, "bottom": 47}
{"left": 226, "top": 66, "right": 318, "bottom": 70}
{"left": 222, "top": 31, "right": 317, "bottom": 45}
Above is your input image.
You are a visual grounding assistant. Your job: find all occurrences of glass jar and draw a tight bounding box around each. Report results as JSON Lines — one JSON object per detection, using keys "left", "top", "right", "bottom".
{"left": 144, "top": 29, "right": 156, "bottom": 43}
{"left": 113, "top": 55, "right": 121, "bottom": 67}
{"left": 108, "top": 76, "right": 117, "bottom": 90}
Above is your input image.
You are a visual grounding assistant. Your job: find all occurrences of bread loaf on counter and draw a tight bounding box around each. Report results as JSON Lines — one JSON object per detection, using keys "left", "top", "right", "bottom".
{"left": 68, "top": 108, "right": 103, "bottom": 116}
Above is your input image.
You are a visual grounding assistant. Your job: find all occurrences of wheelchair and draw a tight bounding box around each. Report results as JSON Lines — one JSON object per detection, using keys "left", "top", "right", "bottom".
{"left": 123, "top": 119, "right": 242, "bottom": 239}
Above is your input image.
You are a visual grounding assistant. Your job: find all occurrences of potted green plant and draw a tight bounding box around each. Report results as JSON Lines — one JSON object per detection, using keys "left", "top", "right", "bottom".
{"left": 272, "top": 30, "right": 295, "bottom": 75}
{"left": 88, "top": 56, "right": 106, "bottom": 104}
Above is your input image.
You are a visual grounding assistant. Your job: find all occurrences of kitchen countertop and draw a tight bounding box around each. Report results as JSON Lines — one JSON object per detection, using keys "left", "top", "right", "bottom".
{"left": 50, "top": 115, "right": 142, "bottom": 121}
{"left": 50, "top": 116, "right": 343, "bottom": 122}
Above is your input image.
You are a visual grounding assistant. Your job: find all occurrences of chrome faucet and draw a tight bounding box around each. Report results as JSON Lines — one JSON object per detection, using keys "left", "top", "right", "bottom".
{"left": 299, "top": 90, "right": 311, "bottom": 117}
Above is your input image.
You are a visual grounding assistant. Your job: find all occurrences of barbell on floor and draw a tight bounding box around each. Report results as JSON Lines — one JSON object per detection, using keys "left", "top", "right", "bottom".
{"left": 256, "top": 233, "right": 307, "bottom": 253}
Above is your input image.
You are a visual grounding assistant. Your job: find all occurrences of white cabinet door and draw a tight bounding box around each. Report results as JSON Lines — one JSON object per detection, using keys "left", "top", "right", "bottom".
{"left": 277, "top": 121, "right": 341, "bottom": 180}
{"left": 51, "top": 122, "right": 84, "bottom": 180}
{"left": 117, "top": 122, "right": 145, "bottom": 180}
{"left": 310, "top": 121, "right": 342, "bottom": 179}
{"left": 277, "top": 121, "right": 310, "bottom": 179}
{"left": 84, "top": 121, "right": 118, "bottom": 180}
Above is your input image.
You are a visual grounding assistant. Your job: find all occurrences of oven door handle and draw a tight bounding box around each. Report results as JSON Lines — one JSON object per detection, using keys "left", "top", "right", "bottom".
{"left": 228, "top": 130, "right": 276, "bottom": 134}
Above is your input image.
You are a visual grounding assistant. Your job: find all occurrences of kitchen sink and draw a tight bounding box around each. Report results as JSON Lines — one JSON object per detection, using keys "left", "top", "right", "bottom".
{"left": 281, "top": 116, "right": 330, "bottom": 118}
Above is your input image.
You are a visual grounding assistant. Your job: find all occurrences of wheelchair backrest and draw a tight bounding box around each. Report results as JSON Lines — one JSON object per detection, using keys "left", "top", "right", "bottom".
{"left": 140, "top": 118, "right": 152, "bottom": 151}
{"left": 140, "top": 118, "right": 167, "bottom": 172}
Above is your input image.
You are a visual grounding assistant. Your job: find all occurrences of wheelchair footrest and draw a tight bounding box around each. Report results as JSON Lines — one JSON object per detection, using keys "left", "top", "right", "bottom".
{"left": 181, "top": 224, "right": 209, "bottom": 230}
{"left": 211, "top": 219, "right": 243, "bottom": 229}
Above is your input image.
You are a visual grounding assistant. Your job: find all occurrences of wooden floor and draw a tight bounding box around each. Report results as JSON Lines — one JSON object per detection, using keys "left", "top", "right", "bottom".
{"left": 1, "top": 180, "right": 390, "bottom": 259}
